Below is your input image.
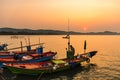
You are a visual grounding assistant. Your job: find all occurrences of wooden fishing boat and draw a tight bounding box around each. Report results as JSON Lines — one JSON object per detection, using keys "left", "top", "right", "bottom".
{"left": 3, "top": 50, "right": 97, "bottom": 75}
{"left": 4, "top": 60, "right": 71, "bottom": 75}
{"left": 0, "top": 42, "right": 44, "bottom": 58}
{"left": 0, "top": 51, "right": 57, "bottom": 67}
{"left": 0, "top": 49, "right": 36, "bottom": 58}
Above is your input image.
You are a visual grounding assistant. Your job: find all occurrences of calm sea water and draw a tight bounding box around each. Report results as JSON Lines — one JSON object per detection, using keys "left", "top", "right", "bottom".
{"left": 0, "top": 35, "right": 120, "bottom": 80}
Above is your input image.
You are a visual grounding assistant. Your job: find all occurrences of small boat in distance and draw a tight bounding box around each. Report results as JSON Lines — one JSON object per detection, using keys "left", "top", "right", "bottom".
{"left": 10, "top": 35, "right": 24, "bottom": 39}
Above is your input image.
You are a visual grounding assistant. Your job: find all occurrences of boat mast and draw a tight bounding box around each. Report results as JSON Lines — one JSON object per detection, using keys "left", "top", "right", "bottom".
{"left": 68, "top": 18, "right": 70, "bottom": 51}
{"left": 28, "top": 37, "right": 30, "bottom": 46}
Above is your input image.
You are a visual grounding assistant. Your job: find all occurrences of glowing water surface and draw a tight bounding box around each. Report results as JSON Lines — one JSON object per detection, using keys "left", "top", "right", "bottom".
{"left": 1, "top": 35, "right": 120, "bottom": 80}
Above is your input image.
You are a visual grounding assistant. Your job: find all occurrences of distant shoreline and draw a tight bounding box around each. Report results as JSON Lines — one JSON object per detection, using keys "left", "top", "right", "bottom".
{"left": 1, "top": 33, "right": 120, "bottom": 35}
{"left": 0, "top": 27, "right": 120, "bottom": 35}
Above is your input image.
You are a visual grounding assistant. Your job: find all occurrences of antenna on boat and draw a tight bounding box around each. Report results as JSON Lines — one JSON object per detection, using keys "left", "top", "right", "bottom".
{"left": 25, "top": 38, "right": 27, "bottom": 46}
{"left": 67, "top": 17, "right": 70, "bottom": 51}
{"left": 63, "top": 17, "right": 75, "bottom": 59}
{"left": 39, "top": 37, "right": 40, "bottom": 45}
{"left": 27, "top": 37, "right": 31, "bottom": 51}
{"left": 28, "top": 37, "right": 30, "bottom": 46}
{"left": 20, "top": 41, "right": 23, "bottom": 52}
{"left": 37, "top": 38, "right": 44, "bottom": 54}
{"left": 62, "top": 17, "right": 70, "bottom": 51}
{"left": 38, "top": 37, "right": 42, "bottom": 47}
{"left": 68, "top": 17, "right": 70, "bottom": 34}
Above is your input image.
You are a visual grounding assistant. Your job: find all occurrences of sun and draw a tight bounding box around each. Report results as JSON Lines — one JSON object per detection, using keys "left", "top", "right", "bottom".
{"left": 83, "top": 27, "right": 87, "bottom": 32}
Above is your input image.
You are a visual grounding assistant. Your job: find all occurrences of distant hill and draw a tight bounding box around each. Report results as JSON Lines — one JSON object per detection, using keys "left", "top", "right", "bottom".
{"left": 85, "top": 31, "right": 120, "bottom": 35}
{"left": 0, "top": 27, "right": 120, "bottom": 35}
{"left": 0, "top": 27, "right": 80, "bottom": 35}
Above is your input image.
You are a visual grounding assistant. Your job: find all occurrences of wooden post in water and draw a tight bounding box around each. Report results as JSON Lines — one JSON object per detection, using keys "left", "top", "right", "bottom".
{"left": 84, "top": 40, "right": 87, "bottom": 53}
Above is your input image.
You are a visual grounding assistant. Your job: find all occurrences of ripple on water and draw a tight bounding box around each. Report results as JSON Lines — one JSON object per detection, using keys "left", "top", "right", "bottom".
{"left": 72, "top": 63, "right": 120, "bottom": 80}
{"left": 95, "top": 66, "right": 120, "bottom": 80}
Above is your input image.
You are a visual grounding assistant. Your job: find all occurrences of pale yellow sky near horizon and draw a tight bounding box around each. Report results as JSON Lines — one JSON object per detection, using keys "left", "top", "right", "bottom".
{"left": 0, "top": 0, "right": 120, "bottom": 32}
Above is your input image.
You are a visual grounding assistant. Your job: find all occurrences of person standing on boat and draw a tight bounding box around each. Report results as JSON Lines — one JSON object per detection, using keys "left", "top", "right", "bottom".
{"left": 70, "top": 45, "right": 75, "bottom": 56}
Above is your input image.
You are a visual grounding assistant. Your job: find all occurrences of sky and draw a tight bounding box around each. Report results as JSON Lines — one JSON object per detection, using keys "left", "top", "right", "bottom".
{"left": 0, "top": 0, "right": 120, "bottom": 32}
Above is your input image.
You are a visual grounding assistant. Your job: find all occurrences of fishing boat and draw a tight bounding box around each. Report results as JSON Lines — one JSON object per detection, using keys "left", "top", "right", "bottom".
{"left": 0, "top": 49, "right": 36, "bottom": 58}
{"left": 3, "top": 60, "right": 80, "bottom": 75}
{"left": 3, "top": 50, "right": 97, "bottom": 75}
{"left": 0, "top": 50, "right": 57, "bottom": 67}
{"left": 0, "top": 41, "right": 44, "bottom": 58}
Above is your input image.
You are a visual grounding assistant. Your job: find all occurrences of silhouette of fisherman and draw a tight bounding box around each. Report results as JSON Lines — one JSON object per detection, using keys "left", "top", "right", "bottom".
{"left": 70, "top": 45, "right": 75, "bottom": 56}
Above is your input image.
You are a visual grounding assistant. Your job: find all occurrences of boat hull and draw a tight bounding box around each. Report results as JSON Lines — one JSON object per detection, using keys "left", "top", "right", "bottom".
{"left": 5, "top": 62, "right": 80, "bottom": 75}
{"left": 0, "top": 49, "right": 36, "bottom": 58}
{"left": 0, "top": 52, "right": 57, "bottom": 67}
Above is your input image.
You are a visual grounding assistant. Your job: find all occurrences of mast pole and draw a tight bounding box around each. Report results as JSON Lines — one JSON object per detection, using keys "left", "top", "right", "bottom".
{"left": 68, "top": 18, "right": 70, "bottom": 51}
{"left": 28, "top": 37, "right": 30, "bottom": 46}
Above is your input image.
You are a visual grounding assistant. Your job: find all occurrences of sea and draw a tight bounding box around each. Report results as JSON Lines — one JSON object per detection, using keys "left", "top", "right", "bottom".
{"left": 0, "top": 35, "right": 120, "bottom": 80}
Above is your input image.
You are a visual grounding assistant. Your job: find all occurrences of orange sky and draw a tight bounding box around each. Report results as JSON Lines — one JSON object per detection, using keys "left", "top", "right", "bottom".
{"left": 0, "top": 0, "right": 120, "bottom": 32}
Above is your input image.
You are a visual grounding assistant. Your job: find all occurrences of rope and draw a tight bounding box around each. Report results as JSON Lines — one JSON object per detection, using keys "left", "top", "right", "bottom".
{"left": 0, "top": 75, "right": 6, "bottom": 80}
{"left": 37, "top": 72, "right": 44, "bottom": 80}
